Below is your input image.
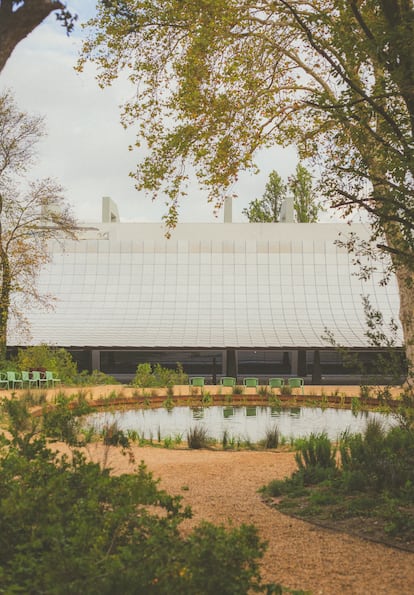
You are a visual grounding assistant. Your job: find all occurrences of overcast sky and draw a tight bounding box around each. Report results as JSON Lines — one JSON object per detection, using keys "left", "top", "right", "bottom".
{"left": 0, "top": 1, "right": 334, "bottom": 226}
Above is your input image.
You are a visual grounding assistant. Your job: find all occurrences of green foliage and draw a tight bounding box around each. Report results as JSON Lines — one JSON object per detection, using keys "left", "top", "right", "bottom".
{"left": 261, "top": 426, "right": 280, "bottom": 449}
{"left": 289, "top": 163, "right": 320, "bottom": 223}
{"left": 42, "top": 394, "right": 92, "bottom": 447}
{"left": 187, "top": 425, "right": 210, "bottom": 449}
{"left": 183, "top": 521, "right": 265, "bottom": 595}
{"left": 102, "top": 422, "right": 130, "bottom": 449}
{"left": 243, "top": 170, "right": 286, "bottom": 222}
{"left": 232, "top": 385, "right": 244, "bottom": 395}
{"left": 0, "top": 402, "right": 269, "bottom": 594}
{"left": 133, "top": 362, "right": 188, "bottom": 388}
{"left": 75, "top": 369, "right": 119, "bottom": 385}
{"left": 264, "top": 421, "right": 414, "bottom": 547}
{"left": 16, "top": 344, "right": 77, "bottom": 383}
{"left": 243, "top": 165, "right": 320, "bottom": 223}
{"left": 339, "top": 421, "right": 414, "bottom": 494}
{"left": 294, "top": 433, "right": 337, "bottom": 484}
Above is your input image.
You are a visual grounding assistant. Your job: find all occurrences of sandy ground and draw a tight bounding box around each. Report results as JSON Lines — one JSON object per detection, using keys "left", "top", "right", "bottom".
{"left": 8, "top": 384, "right": 412, "bottom": 593}
{"left": 82, "top": 443, "right": 414, "bottom": 595}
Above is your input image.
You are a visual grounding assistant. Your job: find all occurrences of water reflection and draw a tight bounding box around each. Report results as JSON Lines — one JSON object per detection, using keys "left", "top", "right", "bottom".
{"left": 87, "top": 406, "right": 394, "bottom": 443}
{"left": 191, "top": 407, "right": 204, "bottom": 420}
{"left": 245, "top": 407, "right": 257, "bottom": 417}
{"left": 223, "top": 407, "right": 234, "bottom": 419}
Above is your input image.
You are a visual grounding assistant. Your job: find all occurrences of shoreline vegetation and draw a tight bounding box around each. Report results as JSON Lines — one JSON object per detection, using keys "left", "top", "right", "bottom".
{"left": 1, "top": 383, "right": 413, "bottom": 593}
{"left": 1, "top": 383, "right": 405, "bottom": 411}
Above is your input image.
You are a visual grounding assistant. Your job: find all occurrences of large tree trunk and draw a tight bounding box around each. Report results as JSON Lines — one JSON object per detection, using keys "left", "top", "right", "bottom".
{"left": 0, "top": 239, "right": 10, "bottom": 361}
{"left": 387, "top": 254, "right": 414, "bottom": 382}
{"left": 0, "top": 0, "right": 64, "bottom": 72}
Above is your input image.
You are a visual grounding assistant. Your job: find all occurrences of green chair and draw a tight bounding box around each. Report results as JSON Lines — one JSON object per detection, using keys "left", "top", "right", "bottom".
{"left": 220, "top": 377, "right": 236, "bottom": 387}
{"left": 288, "top": 377, "right": 305, "bottom": 394}
{"left": 189, "top": 376, "right": 205, "bottom": 387}
{"left": 30, "top": 371, "right": 42, "bottom": 387}
{"left": 45, "top": 371, "right": 61, "bottom": 387}
{"left": 6, "top": 371, "right": 23, "bottom": 389}
{"left": 21, "top": 371, "right": 39, "bottom": 389}
{"left": 243, "top": 377, "right": 258, "bottom": 388}
{"left": 0, "top": 372, "right": 9, "bottom": 389}
{"left": 269, "top": 378, "right": 284, "bottom": 389}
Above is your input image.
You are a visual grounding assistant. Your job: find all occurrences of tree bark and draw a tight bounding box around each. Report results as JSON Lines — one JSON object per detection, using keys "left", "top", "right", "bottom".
{"left": 0, "top": 201, "right": 10, "bottom": 361}
{"left": 0, "top": 0, "right": 64, "bottom": 72}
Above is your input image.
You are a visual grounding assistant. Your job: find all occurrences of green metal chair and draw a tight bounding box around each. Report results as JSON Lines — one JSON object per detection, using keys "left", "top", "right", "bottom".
{"left": 21, "top": 371, "right": 39, "bottom": 389}
{"left": 45, "top": 371, "right": 61, "bottom": 387}
{"left": 0, "top": 372, "right": 9, "bottom": 389}
{"left": 220, "top": 376, "right": 236, "bottom": 387}
{"left": 189, "top": 377, "right": 205, "bottom": 387}
{"left": 30, "top": 371, "right": 42, "bottom": 387}
{"left": 288, "top": 377, "right": 305, "bottom": 394}
{"left": 243, "top": 377, "right": 258, "bottom": 388}
{"left": 6, "top": 371, "right": 23, "bottom": 389}
{"left": 268, "top": 378, "right": 284, "bottom": 389}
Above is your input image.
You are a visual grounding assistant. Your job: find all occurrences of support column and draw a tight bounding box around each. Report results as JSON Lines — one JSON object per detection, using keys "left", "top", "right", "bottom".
{"left": 290, "top": 350, "right": 298, "bottom": 376}
{"left": 312, "top": 350, "right": 322, "bottom": 384}
{"left": 91, "top": 350, "right": 101, "bottom": 372}
{"left": 298, "top": 349, "right": 307, "bottom": 377}
{"left": 226, "top": 348, "right": 237, "bottom": 378}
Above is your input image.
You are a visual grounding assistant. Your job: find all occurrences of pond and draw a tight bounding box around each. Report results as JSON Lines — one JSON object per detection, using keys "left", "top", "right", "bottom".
{"left": 86, "top": 405, "right": 395, "bottom": 443}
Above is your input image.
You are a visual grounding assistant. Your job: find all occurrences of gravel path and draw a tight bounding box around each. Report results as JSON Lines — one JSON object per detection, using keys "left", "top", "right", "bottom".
{"left": 84, "top": 444, "right": 414, "bottom": 595}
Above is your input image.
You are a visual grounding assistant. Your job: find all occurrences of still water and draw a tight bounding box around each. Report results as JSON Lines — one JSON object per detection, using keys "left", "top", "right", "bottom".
{"left": 86, "top": 406, "right": 394, "bottom": 443}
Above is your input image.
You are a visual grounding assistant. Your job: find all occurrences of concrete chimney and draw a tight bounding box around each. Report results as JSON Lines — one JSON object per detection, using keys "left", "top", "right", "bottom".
{"left": 102, "top": 196, "right": 120, "bottom": 223}
{"left": 279, "top": 196, "right": 295, "bottom": 222}
{"left": 223, "top": 197, "right": 232, "bottom": 223}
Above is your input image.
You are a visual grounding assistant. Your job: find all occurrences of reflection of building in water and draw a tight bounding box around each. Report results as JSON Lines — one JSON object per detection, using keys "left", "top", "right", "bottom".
{"left": 9, "top": 198, "right": 404, "bottom": 385}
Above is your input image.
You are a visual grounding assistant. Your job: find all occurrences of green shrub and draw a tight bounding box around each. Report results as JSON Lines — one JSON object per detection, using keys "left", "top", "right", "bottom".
{"left": 133, "top": 362, "right": 188, "bottom": 387}
{"left": 0, "top": 402, "right": 270, "bottom": 594}
{"left": 187, "top": 425, "right": 210, "bottom": 449}
{"left": 339, "top": 422, "right": 414, "bottom": 493}
{"left": 16, "top": 344, "right": 77, "bottom": 384}
{"left": 262, "top": 426, "right": 280, "bottom": 449}
{"left": 294, "top": 432, "right": 337, "bottom": 485}
{"left": 74, "top": 369, "right": 119, "bottom": 385}
{"left": 41, "top": 394, "right": 92, "bottom": 447}
{"left": 102, "top": 422, "right": 130, "bottom": 448}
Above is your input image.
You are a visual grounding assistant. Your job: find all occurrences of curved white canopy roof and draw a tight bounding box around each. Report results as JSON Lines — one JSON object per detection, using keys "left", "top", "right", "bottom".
{"left": 10, "top": 222, "right": 402, "bottom": 349}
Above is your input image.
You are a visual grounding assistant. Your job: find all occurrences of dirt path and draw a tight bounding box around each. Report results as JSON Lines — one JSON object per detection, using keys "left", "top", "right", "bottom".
{"left": 84, "top": 444, "right": 414, "bottom": 595}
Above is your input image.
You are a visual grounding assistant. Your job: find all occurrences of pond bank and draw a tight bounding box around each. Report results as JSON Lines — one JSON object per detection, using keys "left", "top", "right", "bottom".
{"left": 3, "top": 383, "right": 404, "bottom": 412}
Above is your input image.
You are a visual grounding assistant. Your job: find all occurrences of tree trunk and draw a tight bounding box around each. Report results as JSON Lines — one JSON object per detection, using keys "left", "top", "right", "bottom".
{"left": 0, "top": 236, "right": 10, "bottom": 361}
{"left": 389, "top": 262, "right": 414, "bottom": 381}
{"left": 0, "top": 0, "right": 64, "bottom": 72}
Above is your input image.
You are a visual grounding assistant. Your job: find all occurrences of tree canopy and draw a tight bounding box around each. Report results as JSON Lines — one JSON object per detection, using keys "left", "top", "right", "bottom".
{"left": 243, "top": 164, "right": 320, "bottom": 222}
{"left": 80, "top": 0, "right": 414, "bottom": 367}
{"left": 80, "top": 1, "right": 413, "bottom": 237}
{"left": 0, "top": 90, "right": 77, "bottom": 358}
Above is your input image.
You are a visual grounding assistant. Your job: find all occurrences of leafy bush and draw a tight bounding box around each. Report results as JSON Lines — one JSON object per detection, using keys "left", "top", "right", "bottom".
{"left": 41, "top": 394, "right": 92, "bottom": 447}
{"left": 15, "top": 344, "right": 77, "bottom": 384}
{"left": 133, "top": 362, "right": 188, "bottom": 387}
{"left": 294, "top": 432, "right": 337, "bottom": 485}
{"left": 339, "top": 421, "right": 414, "bottom": 494}
{"left": 102, "top": 422, "right": 130, "bottom": 448}
{"left": 0, "top": 402, "right": 269, "bottom": 594}
{"left": 74, "top": 369, "right": 119, "bottom": 385}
